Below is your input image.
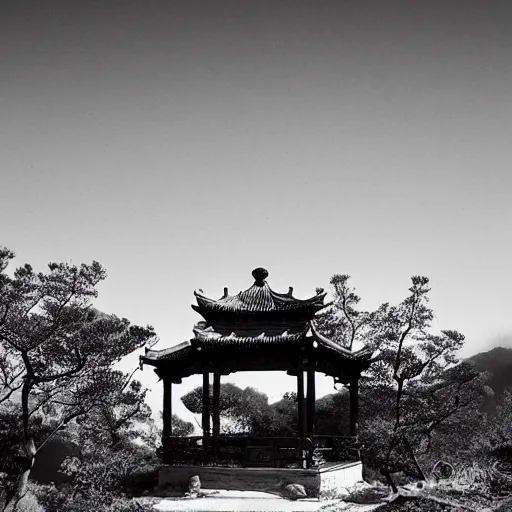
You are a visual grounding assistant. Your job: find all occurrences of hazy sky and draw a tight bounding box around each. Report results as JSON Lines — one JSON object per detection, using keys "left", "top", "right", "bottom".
{"left": 1, "top": 1, "right": 511, "bottom": 424}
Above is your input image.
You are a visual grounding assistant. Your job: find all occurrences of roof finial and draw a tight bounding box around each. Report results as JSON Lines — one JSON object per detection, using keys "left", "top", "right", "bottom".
{"left": 252, "top": 267, "right": 268, "bottom": 286}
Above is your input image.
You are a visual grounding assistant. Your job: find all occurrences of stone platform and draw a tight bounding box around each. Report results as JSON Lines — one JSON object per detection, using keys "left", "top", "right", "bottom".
{"left": 156, "top": 461, "right": 363, "bottom": 499}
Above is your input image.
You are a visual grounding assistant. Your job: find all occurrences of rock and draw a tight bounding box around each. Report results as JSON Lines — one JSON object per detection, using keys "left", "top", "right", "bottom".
{"left": 345, "top": 486, "right": 388, "bottom": 505}
{"left": 345, "top": 480, "right": 372, "bottom": 495}
{"left": 185, "top": 475, "right": 201, "bottom": 498}
{"left": 337, "top": 487, "right": 351, "bottom": 497}
{"left": 11, "top": 492, "right": 45, "bottom": 512}
{"left": 135, "top": 497, "right": 157, "bottom": 508}
{"left": 319, "top": 486, "right": 351, "bottom": 500}
{"left": 284, "top": 483, "right": 307, "bottom": 500}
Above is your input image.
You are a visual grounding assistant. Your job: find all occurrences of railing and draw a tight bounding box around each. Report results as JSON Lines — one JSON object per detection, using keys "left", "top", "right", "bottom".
{"left": 311, "top": 435, "right": 362, "bottom": 465}
{"left": 162, "top": 435, "right": 361, "bottom": 468}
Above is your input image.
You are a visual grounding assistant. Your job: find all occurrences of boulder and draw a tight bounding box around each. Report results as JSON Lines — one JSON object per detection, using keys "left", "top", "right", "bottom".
{"left": 186, "top": 475, "right": 201, "bottom": 498}
{"left": 344, "top": 485, "right": 388, "bottom": 504}
{"left": 283, "top": 483, "right": 307, "bottom": 500}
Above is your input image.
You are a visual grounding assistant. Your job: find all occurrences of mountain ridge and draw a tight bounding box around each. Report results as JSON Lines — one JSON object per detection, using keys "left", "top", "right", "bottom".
{"left": 467, "top": 346, "right": 512, "bottom": 400}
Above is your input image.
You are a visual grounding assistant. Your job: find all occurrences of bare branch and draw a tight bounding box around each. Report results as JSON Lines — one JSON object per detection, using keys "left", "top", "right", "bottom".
{"left": 36, "top": 405, "right": 94, "bottom": 454}
{"left": 33, "top": 349, "right": 87, "bottom": 384}
{"left": 0, "top": 381, "right": 23, "bottom": 405}
{"left": 0, "top": 303, "right": 11, "bottom": 326}
{"left": 121, "top": 366, "right": 139, "bottom": 393}
{"left": 0, "top": 368, "right": 24, "bottom": 404}
{"left": 0, "top": 331, "right": 24, "bottom": 352}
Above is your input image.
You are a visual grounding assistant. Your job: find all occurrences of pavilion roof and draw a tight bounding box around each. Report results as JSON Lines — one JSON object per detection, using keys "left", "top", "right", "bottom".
{"left": 143, "top": 340, "right": 193, "bottom": 362}
{"left": 141, "top": 321, "right": 373, "bottom": 370}
{"left": 192, "top": 268, "right": 326, "bottom": 317}
{"left": 309, "top": 321, "right": 373, "bottom": 363}
{"left": 140, "top": 268, "right": 374, "bottom": 376}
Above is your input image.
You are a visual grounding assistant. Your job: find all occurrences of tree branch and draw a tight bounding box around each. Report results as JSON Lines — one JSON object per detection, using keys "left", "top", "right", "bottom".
{"left": 0, "top": 303, "right": 11, "bottom": 326}
{"left": 0, "top": 376, "right": 24, "bottom": 405}
{"left": 393, "top": 293, "right": 419, "bottom": 381}
{"left": 21, "top": 377, "right": 33, "bottom": 443}
{"left": 121, "top": 366, "right": 139, "bottom": 392}
{"left": 340, "top": 292, "right": 357, "bottom": 351}
{"left": 33, "top": 349, "right": 86, "bottom": 384}
{"left": 36, "top": 405, "right": 94, "bottom": 454}
{"left": 0, "top": 330, "right": 24, "bottom": 352}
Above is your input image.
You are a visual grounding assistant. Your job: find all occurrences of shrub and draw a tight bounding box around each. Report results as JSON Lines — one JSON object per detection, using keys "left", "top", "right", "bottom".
{"left": 33, "top": 484, "right": 152, "bottom": 512}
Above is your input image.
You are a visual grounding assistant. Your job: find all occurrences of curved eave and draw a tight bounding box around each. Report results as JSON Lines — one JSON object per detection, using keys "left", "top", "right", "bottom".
{"left": 192, "top": 326, "right": 310, "bottom": 346}
{"left": 309, "top": 321, "right": 373, "bottom": 363}
{"left": 191, "top": 303, "right": 325, "bottom": 316}
{"left": 140, "top": 341, "right": 192, "bottom": 367}
{"left": 193, "top": 285, "right": 327, "bottom": 314}
{"left": 191, "top": 304, "right": 327, "bottom": 323}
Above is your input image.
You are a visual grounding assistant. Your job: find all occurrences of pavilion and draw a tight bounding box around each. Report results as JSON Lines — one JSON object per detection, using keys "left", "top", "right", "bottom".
{"left": 141, "top": 268, "right": 373, "bottom": 495}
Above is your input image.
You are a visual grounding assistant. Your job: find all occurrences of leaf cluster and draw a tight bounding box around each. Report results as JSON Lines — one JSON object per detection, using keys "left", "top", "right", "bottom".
{"left": 181, "top": 383, "right": 270, "bottom": 434}
{"left": 0, "top": 247, "right": 157, "bottom": 506}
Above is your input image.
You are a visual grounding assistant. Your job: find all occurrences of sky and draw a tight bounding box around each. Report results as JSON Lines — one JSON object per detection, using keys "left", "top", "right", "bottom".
{"left": 1, "top": 1, "right": 512, "bottom": 426}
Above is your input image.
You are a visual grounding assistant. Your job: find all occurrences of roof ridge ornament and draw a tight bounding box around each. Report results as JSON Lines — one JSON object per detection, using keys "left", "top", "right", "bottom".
{"left": 252, "top": 267, "right": 269, "bottom": 287}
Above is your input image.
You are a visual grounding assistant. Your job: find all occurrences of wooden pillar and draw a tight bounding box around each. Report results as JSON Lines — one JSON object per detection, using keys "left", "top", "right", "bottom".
{"left": 349, "top": 377, "right": 359, "bottom": 437}
{"left": 162, "top": 377, "right": 172, "bottom": 437}
{"left": 306, "top": 369, "right": 315, "bottom": 438}
{"left": 202, "top": 372, "right": 211, "bottom": 437}
{"left": 212, "top": 372, "right": 221, "bottom": 437}
{"left": 297, "top": 371, "right": 306, "bottom": 438}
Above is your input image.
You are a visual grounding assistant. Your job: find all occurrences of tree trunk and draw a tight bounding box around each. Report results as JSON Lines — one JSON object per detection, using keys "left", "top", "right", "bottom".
{"left": 4, "top": 438, "right": 36, "bottom": 512}
{"left": 382, "top": 377, "right": 405, "bottom": 494}
{"left": 380, "top": 469, "right": 398, "bottom": 494}
{"left": 349, "top": 378, "right": 359, "bottom": 436}
{"left": 403, "top": 435, "right": 426, "bottom": 481}
{"left": 4, "top": 469, "right": 30, "bottom": 512}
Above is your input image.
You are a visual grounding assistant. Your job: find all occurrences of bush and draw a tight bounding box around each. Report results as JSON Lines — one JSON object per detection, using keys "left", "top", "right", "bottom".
{"left": 33, "top": 484, "right": 151, "bottom": 512}
{"left": 378, "top": 497, "right": 458, "bottom": 511}
{"left": 29, "top": 436, "right": 160, "bottom": 511}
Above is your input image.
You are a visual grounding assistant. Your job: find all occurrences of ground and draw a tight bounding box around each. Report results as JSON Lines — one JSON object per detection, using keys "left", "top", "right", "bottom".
{"left": 136, "top": 489, "right": 382, "bottom": 512}
{"left": 133, "top": 484, "right": 512, "bottom": 512}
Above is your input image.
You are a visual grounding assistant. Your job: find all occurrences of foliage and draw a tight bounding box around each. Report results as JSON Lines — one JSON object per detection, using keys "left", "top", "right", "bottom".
{"left": 181, "top": 383, "right": 270, "bottom": 434}
{"left": 314, "top": 274, "right": 374, "bottom": 350}
{"left": 314, "top": 390, "right": 350, "bottom": 436}
{"left": 59, "top": 443, "right": 156, "bottom": 495}
{"left": 488, "top": 390, "right": 512, "bottom": 450}
{"left": 33, "top": 483, "right": 150, "bottom": 512}
{"left": 318, "top": 274, "right": 482, "bottom": 489}
{"left": 170, "top": 413, "right": 194, "bottom": 437}
{"left": 378, "top": 496, "right": 459, "bottom": 511}
{"left": 357, "top": 362, "right": 491, "bottom": 474}
{"left": 467, "top": 347, "right": 512, "bottom": 411}
{"left": 0, "top": 246, "right": 156, "bottom": 510}
{"left": 30, "top": 393, "right": 160, "bottom": 511}
{"left": 251, "top": 395, "right": 297, "bottom": 437}
{"left": 181, "top": 383, "right": 305, "bottom": 437}
{"left": 407, "top": 363, "right": 492, "bottom": 463}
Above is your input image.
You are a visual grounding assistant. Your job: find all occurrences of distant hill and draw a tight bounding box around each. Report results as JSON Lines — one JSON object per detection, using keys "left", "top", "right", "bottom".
{"left": 467, "top": 346, "right": 512, "bottom": 401}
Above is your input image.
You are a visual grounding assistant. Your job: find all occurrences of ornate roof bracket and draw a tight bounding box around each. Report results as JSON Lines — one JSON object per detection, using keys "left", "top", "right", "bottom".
{"left": 309, "top": 321, "right": 373, "bottom": 362}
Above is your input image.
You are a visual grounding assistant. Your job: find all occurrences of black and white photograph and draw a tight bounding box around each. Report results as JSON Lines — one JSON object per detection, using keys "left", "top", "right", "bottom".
{"left": 1, "top": 1, "right": 511, "bottom": 510}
